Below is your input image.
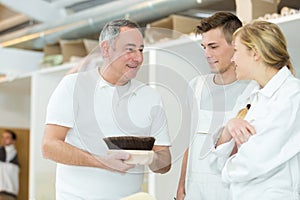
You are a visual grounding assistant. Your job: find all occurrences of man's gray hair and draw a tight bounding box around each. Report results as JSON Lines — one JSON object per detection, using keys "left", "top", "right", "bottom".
{"left": 99, "top": 19, "right": 141, "bottom": 45}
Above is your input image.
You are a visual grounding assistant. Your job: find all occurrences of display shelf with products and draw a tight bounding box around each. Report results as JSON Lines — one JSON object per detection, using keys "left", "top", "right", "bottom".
{"left": 269, "top": 11, "right": 300, "bottom": 24}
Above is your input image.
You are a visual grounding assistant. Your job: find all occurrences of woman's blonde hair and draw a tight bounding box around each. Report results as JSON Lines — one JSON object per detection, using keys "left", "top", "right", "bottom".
{"left": 233, "top": 20, "right": 294, "bottom": 75}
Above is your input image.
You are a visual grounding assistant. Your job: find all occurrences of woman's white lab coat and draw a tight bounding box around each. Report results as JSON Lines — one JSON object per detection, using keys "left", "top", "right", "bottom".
{"left": 211, "top": 67, "right": 300, "bottom": 200}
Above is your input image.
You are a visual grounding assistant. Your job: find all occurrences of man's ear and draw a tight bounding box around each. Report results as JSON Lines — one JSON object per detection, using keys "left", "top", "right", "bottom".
{"left": 100, "top": 40, "right": 110, "bottom": 58}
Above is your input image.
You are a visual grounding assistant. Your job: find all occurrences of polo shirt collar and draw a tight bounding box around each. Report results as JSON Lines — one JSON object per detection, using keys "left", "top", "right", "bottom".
{"left": 97, "top": 73, "right": 137, "bottom": 98}
{"left": 98, "top": 74, "right": 117, "bottom": 88}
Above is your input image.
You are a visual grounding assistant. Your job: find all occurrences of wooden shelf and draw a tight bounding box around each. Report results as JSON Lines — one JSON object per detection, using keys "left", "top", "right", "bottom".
{"left": 269, "top": 13, "right": 300, "bottom": 24}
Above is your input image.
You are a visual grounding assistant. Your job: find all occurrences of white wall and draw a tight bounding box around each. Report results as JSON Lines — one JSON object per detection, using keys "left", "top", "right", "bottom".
{"left": 147, "top": 36, "right": 210, "bottom": 200}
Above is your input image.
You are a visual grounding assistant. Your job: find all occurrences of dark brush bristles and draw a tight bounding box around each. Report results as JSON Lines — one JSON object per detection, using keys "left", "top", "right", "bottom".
{"left": 103, "top": 136, "right": 155, "bottom": 150}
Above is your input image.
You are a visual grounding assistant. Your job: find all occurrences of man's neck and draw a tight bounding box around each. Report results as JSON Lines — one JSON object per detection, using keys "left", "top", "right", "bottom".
{"left": 213, "top": 73, "right": 237, "bottom": 85}
{"left": 213, "top": 67, "right": 237, "bottom": 85}
{"left": 98, "top": 67, "right": 129, "bottom": 86}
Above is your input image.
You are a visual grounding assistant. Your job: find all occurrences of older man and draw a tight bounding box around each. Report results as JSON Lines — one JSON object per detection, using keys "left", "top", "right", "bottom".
{"left": 42, "top": 19, "right": 171, "bottom": 200}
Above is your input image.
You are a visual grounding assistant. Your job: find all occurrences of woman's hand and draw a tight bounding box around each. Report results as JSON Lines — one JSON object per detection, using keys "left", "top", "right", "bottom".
{"left": 225, "top": 118, "right": 256, "bottom": 146}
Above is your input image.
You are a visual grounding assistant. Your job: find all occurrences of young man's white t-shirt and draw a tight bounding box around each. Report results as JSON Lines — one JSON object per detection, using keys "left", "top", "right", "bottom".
{"left": 184, "top": 74, "right": 250, "bottom": 200}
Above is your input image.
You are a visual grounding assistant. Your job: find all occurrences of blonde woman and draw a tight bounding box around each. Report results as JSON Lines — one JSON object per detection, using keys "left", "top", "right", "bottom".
{"left": 212, "top": 20, "right": 300, "bottom": 200}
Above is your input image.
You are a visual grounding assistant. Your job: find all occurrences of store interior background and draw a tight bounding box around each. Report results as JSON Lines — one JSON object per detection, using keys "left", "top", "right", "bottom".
{"left": 1, "top": 0, "right": 300, "bottom": 199}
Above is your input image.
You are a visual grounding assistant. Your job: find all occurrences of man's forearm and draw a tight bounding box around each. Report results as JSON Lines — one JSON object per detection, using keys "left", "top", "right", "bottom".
{"left": 176, "top": 149, "right": 188, "bottom": 200}
{"left": 42, "top": 139, "right": 102, "bottom": 168}
{"left": 149, "top": 146, "right": 171, "bottom": 174}
{"left": 215, "top": 127, "right": 232, "bottom": 147}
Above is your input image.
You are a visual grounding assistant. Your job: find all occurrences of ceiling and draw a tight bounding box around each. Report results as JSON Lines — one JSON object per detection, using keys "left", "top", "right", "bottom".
{"left": 0, "top": 0, "right": 299, "bottom": 50}
{"left": 0, "top": 0, "right": 117, "bottom": 35}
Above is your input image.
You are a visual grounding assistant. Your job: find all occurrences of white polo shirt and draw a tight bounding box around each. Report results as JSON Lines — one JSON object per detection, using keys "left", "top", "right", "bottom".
{"left": 46, "top": 68, "right": 170, "bottom": 200}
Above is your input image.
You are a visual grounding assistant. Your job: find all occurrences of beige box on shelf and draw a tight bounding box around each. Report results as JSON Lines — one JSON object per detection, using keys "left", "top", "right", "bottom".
{"left": 83, "top": 38, "right": 99, "bottom": 53}
{"left": 42, "top": 43, "right": 63, "bottom": 67}
{"left": 60, "top": 39, "right": 87, "bottom": 63}
{"left": 236, "top": 0, "right": 279, "bottom": 23}
{"left": 145, "top": 14, "right": 200, "bottom": 43}
{"left": 59, "top": 39, "right": 98, "bottom": 63}
{"left": 42, "top": 39, "right": 98, "bottom": 67}
{"left": 43, "top": 43, "right": 61, "bottom": 56}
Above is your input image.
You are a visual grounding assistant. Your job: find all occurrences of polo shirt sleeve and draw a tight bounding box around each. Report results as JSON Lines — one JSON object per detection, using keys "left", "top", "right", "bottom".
{"left": 45, "top": 75, "right": 75, "bottom": 128}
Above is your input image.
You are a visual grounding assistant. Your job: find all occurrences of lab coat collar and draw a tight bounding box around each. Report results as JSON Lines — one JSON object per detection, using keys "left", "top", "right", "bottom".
{"left": 259, "top": 66, "right": 291, "bottom": 98}
{"left": 251, "top": 66, "right": 291, "bottom": 99}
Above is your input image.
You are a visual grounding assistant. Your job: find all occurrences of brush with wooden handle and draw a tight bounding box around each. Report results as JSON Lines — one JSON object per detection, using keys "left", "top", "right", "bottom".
{"left": 236, "top": 104, "right": 251, "bottom": 119}
{"left": 231, "top": 104, "right": 251, "bottom": 154}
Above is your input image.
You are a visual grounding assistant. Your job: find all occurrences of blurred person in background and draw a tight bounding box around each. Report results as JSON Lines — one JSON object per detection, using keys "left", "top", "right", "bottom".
{"left": 0, "top": 130, "right": 20, "bottom": 200}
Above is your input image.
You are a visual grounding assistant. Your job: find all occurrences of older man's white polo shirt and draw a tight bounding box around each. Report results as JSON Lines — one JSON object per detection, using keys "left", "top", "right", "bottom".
{"left": 46, "top": 68, "right": 170, "bottom": 199}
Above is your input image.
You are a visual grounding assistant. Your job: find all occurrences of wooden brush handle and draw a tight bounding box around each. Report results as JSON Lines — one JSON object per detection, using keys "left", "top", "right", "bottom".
{"left": 236, "top": 104, "right": 251, "bottom": 119}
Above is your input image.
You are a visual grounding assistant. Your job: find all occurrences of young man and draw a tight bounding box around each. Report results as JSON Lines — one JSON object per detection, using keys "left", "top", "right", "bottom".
{"left": 0, "top": 130, "right": 20, "bottom": 200}
{"left": 42, "top": 19, "right": 171, "bottom": 199}
{"left": 176, "top": 12, "right": 250, "bottom": 200}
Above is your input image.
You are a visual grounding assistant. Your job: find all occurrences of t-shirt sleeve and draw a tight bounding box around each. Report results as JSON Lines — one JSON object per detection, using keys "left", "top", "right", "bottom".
{"left": 45, "top": 75, "right": 75, "bottom": 128}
